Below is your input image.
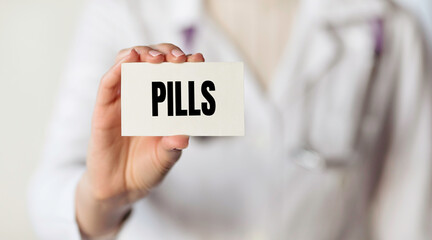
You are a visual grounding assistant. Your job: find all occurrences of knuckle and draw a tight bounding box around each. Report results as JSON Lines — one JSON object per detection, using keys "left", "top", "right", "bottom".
{"left": 133, "top": 46, "right": 151, "bottom": 54}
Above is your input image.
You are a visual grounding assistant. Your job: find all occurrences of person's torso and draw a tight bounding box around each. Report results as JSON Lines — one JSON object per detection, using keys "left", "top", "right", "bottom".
{"left": 102, "top": 0, "right": 410, "bottom": 239}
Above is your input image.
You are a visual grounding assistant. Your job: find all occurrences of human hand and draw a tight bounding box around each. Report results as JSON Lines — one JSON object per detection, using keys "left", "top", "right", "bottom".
{"left": 76, "top": 44, "right": 205, "bottom": 237}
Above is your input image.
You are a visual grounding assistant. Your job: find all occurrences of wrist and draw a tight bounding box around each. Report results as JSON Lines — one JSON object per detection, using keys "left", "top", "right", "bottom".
{"left": 75, "top": 172, "right": 132, "bottom": 238}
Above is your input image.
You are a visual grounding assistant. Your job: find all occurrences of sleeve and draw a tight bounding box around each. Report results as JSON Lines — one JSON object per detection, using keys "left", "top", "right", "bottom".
{"left": 27, "top": 0, "right": 125, "bottom": 239}
{"left": 371, "top": 8, "right": 432, "bottom": 240}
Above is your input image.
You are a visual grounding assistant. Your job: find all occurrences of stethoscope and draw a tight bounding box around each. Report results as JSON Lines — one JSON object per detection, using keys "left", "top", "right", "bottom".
{"left": 290, "top": 80, "right": 360, "bottom": 171}
{"left": 290, "top": 18, "right": 385, "bottom": 171}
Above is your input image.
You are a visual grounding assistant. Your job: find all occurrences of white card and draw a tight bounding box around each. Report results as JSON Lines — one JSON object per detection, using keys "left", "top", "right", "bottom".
{"left": 121, "top": 62, "right": 244, "bottom": 136}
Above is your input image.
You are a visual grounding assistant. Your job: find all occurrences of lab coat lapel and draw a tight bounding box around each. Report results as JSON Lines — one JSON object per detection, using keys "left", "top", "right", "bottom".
{"left": 271, "top": 0, "right": 387, "bottom": 112}
{"left": 269, "top": 0, "right": 339, "bottom": 112}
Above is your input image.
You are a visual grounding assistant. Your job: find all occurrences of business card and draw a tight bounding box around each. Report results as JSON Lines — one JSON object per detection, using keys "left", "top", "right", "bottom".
{"left": 121, "top": 62, "right": 244, "bottom": 136}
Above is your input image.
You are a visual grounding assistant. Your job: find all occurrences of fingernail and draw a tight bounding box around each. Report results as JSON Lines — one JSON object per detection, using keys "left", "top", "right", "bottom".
{"left": 171, "top": 49, "right": 185, "bottom": 58}
{"left": 149, "top": 50, "right": 162, "bottom": 57}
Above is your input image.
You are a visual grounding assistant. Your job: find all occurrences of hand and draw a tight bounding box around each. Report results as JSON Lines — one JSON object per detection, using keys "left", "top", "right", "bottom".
{"left": 76, "top": 44, "right": 205, "bottom": 238}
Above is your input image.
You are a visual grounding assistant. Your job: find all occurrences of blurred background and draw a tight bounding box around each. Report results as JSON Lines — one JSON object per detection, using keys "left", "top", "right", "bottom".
{"left": 0, "top": 0, "right": 85, "bottom": 239}
{"left": 0, "top": 0, "right": 430, "bottom": 239}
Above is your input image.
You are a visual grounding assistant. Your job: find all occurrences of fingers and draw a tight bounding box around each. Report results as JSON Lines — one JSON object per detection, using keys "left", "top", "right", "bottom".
{"left": 115, "top": 48, "right": 133, "bottom": 62}
{"left": 97, "top": 49, "right": 140, "bottom": 106}
{"left": 187, "top": 53, "right": 205, "bottom": 62}
{"left": 133, "top": 46, "right": 165, "bottom": 63}
{"left": 115, "top": 46, "right": 165, "bottom": 64}
{"left": 103, "top": 44, "right": 204, "bottom": 107}
{"left": 116, "top": 44, "right": 204, "bottom": 65}
{"left": 150, "top": 43, "right": 187, "bottom": 63}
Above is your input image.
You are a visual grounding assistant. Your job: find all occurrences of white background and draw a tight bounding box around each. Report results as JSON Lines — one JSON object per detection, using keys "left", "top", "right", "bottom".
{"left": 0, "top": 0, "right": 85, "bottom": 239}
{"left": 0, "top": 0, "right": 429, "bottom": 239}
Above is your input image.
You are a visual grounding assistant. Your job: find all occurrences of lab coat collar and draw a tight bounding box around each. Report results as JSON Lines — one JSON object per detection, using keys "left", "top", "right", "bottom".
{"left": 164, "top": 0, "right": 388, "bottom": 57}
{"left": 165, "top": 0, "right": 388, "bottom": 32}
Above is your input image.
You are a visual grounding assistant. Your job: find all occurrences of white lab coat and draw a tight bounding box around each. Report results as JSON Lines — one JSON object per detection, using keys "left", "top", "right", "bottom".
{"left": 28, "top": 0, "right": 432, "bottom": 239}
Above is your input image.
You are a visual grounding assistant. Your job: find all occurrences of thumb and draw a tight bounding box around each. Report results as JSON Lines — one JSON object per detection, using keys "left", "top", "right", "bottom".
{"left": 155, "top": 135, "right": 190, "bottom": 171}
